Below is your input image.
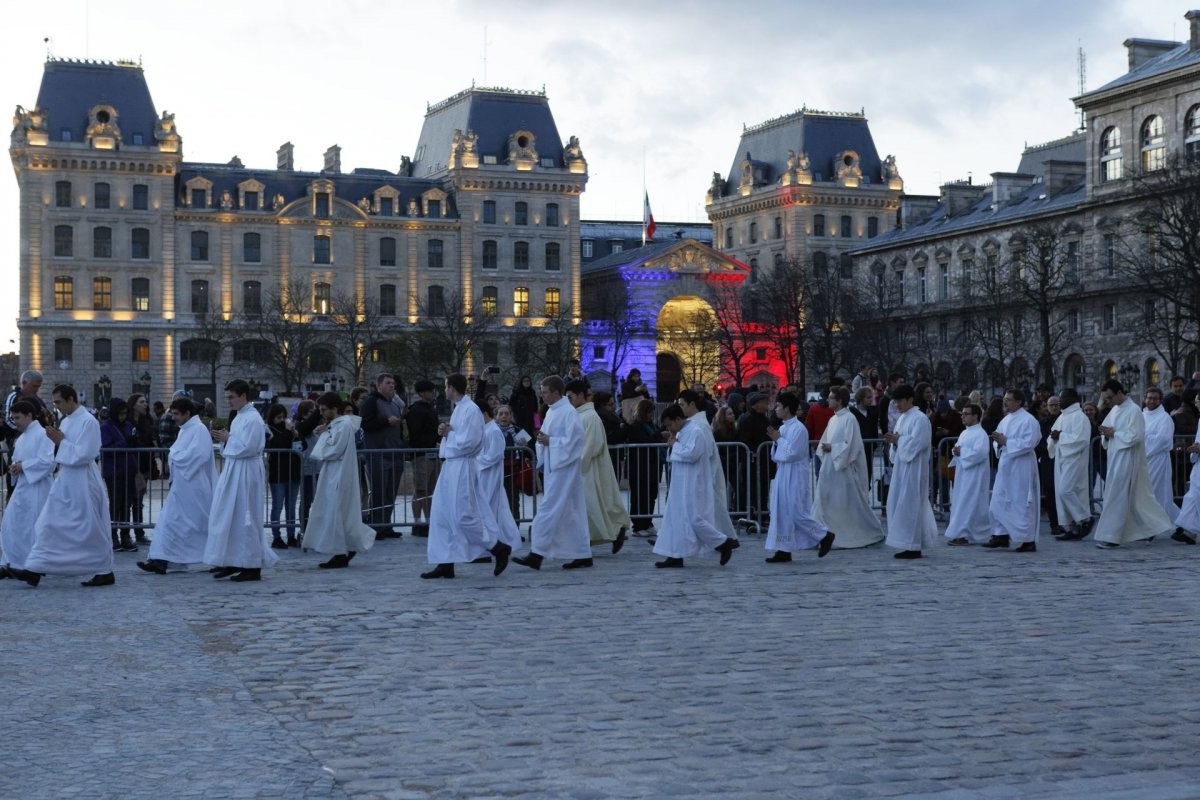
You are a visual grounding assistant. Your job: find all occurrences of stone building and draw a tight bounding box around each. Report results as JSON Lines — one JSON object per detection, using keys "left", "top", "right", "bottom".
{"left": 849, "top": 11, "right": 1200, "bottom": 397}
{"left": 10, "top": 59, "right": 586, "bottom": 405}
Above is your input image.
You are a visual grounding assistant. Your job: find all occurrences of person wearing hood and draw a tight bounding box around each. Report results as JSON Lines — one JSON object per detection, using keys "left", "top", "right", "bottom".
{"left": 302, "top": 393, "right": 376, "bottom": 569}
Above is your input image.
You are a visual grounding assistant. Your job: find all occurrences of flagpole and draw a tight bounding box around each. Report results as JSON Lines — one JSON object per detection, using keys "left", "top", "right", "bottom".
{"left": 641, "top": 146, "right": 646, "bottom": 247}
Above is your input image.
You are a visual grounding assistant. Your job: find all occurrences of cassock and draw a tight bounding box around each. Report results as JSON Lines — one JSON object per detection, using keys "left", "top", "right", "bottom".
{"left": 1143, "top": 405, "right": 1180, "bottom": 523}
{"left": 25, "top": 407, "right": 113, "bottom": 576}
{"left": 427, "top": 399, "right": 494, "bottom": 564}
{"left": 944, "top": 423, "right": 991, "bottom": 543}
{"left": 577, "top": 402, "right": 630, "bottom": 545}
{"left": 654, "top": 414, "right": 734, "bottom": 559}
{"left": 885, "top": 407, "right": 938, "bottom": 552}
{"left": 477, "top": 419, "right": 522, "bottom": 551}
{"left": 813, "top": 408, "right": 884, "bottom": 548}
{"left": 0, "top": 421, "right": 55, "bottom": 570}
{"left": 1175, "top": 428, "right": 1200, "bottom": 536}
{"left": 989, "top": 408, "right": 1041, "bottom": 544}
{"left": 303, "top": 414, "right": 375, "bottom": 556}
{"left": 148, "top": 415, "right": 217, "bottom": 566}
{"left": 1048, "top": 403, "right": 1092, "bottom": 526}
{"left": 765, "top": 416, "right": 827, "bottom": 552}
{"left": 1093, "top": 398, "right": 1175, "bottom": 544}
{"left": 204, "top": 407, "right": 277, "bottom": 569}
{"left": 529, "top": 396, "right": 590, "bottom": 560}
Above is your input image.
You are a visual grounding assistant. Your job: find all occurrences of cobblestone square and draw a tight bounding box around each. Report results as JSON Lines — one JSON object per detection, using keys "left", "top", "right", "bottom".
{"left": 5, "top": 525, "right": 1200, "bottom": 799}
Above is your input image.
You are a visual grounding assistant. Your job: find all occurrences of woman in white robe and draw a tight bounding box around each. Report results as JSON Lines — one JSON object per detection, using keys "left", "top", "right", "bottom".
{"left": 476, "top": 407, "right": 522, "bottom": 553}
{"left": 988, "top": 404, "right": 1041, "bottom": 547}
{"left": 1094, "top": 392, "right": 1175, "bottom": 546}
{"left": 1143, "top": 397, "right": 1180, "bottom": 524}
{"left": 765, "top": 393, "right": 831, "bottom": 561}
{"left": 944, "top": 406, "right": 991, "bottom": 544}
{"left": 516, "top": 380, "right": 591, "bottom": 569}
{"left": 21, "top": 391, "right": 114, "bottom": 585}
{"left": 1048, "top": 396, "right": 1092, "bottom": 531}
{"left": 884, "top": 394, "right": 938, "bottom": 557}
{"left": 141, "top": 402, "right": 217, "bottom": 572}
{"left": 205, "top": 386, "right": 277, "bottom": 579}
{"left": 813, "top": 402, "right": 884, "bottom": 549}
{"left": 576, "top": 399, "right": 630, "bottom": 551}
{"left": 303, "top": 394, "right": 375, "bottom": 568}
{"left": 1174, "top": 393, "right": 1200, "bottom": 540}
{"left": 1, "top": 409, "right": 55, "bottom": 572}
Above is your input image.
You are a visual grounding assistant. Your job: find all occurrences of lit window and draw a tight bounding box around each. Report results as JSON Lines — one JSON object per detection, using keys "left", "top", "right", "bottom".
{"left": 93, "top": 227, "right": 112, "bottom": 258}
{"left": 544, "top": 287, "right": 560, "bottom": 317}
{"left": 132, "top": 278, "right": 150, "bottom": 312}
{"left": 1141, "top": 115, "right": 1165, "bottom": 173}
{"left": 243, "top": 232, "right": 261, "bottom": 263}
{"left": 93, "top": 277, "right": 112, "bottom": 310}
{"left": 545, "top": 242, "right": 561, "bottom": 271}
{"left": 314, "top": 235, "right": 331, "bottom": 264}
{"left": 132, "top": 339, "right": 150, "bottom": 363}
{"left": 427, "top": 239, "right": 444, "bottom": 269}
{"left": 1100, "top": 126, "right": 1123, "bottom": 183}
{"left": 480, "top": 286, "right": 498, "bottom": 316}
{"left": 54, "top": 276, "right": 74, "bottom": 310}
{"left": 313, "top": 282, "right": 331, "bottom": 315}
{"left": 513, "top": 287, "right": 529, "bottom": 317}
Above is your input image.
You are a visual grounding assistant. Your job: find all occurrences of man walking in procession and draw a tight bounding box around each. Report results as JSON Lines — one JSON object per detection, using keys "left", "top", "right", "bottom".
{"left": 764, "top": 391, "right": 833, "bottom": 562}
{"left": 883, "top": 385, "right": 938, "bottom": 559}
{"left": 983, "top": 389, "right": 1041, "bottom": 553}
{"left": 569, "top": 381, "right": 630, "bottom": 556}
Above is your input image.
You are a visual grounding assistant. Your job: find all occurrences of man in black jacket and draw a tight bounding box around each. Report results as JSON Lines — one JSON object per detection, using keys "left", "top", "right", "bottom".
{"left": 359, "top": 374, "right": 406, "bottom": 538}
{"left": 406, "top": 380, "right": 440, "bottom": 537}
{"left": 738, "top": 392, "right": 773, "bottom": 529}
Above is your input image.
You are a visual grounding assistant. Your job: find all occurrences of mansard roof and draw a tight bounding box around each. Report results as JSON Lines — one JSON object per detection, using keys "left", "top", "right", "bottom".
{"left": 724, "top": 109, "right": 884, "bottom": 186}
{"left": 1084, "top": 41, "right": 1200, "bottom": 98}
{"left": 35, "top": 58, "right": 160, "bottom": 144}
{"left": 1015, "top": 132, "right": 1085, "bottom": 179}
{"left": 411, "top": 86, "right": 565, "bottom": 177}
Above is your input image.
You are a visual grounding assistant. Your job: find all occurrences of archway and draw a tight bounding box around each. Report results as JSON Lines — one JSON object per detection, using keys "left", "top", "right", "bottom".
{"left": 1062, "top": 353, "right": 1086, "bottom": 392}
{"left": 656, "top": 352, "right": 683, "bottom": 402}
{"left": 656, "top": 295, "right": 720, "bottom": 391}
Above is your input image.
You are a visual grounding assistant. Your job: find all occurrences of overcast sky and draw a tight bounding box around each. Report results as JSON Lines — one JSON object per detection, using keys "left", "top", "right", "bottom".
{"left": 1, "top": 0, "right": 1190, "bottom": 350}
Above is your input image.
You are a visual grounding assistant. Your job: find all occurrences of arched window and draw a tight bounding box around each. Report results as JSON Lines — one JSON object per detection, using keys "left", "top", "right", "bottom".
{"left": 312, "top": 282, "right": 331, "bottom": 315}
{"left": 1100, "top": 127, "right": 1123, "bottom": 182}
{"left": 93, "top": 227, "right": 112, "bottom": 258}
{"left": 545, "top": 203, "right": 559, "bottom": 227}
{"left": 181, "top": 339, "right": 220, "bottom": 362}
{"left": 749, "top": 221, "right": 758, "bottom": 243}
{"left": 54, "top": 338, "right": 73, "bottom": 365}
{"left": 132, "top": 339, "right": 150, "bottom": 363}
{"left": 1103, "top": 359, "right": 1118, "bottom": 383}
{"left": 482, "top": 240, "right": 498, "bottom": 269}
{"left": 313, "top": 234, "right": 331, "bottom": 264}
{"left": 54, "top": 225, "right": 73, "bottom": 257}
{"left": 427, "top": 238, "right": 443, "bottom": 269}
{"left": 1145, "top": 358, "right": 1161, "bottom": 388}
{"left": 131, "top": 228, "right": 150, "bottom": 260}
{"left": 480, "top": 285, "right": 498, "bottom": 316}
{"left": 243, "top": 232, "right": 261, "bottom": 263}
{"left": 1141, "top": 115, "right": 1165, "bottom": 173}
{"left": 1187, "top": 104, "right": 1200, "bottom": 162}
{"left": 94, "top": 338, "right": 112, "bottom": 363}
{"left": 307, "top": 346, "right": 335, "bottom": 373}
{"left": 131, "top": 277, "right": 150, "bottom": 311}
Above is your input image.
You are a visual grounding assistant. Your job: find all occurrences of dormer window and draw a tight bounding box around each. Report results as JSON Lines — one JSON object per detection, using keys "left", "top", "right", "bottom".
{"left": 315, "top": 192, "right": 330, "bottom": 218}
{"left": 380, "top": 197, "right": 393, "bottom": 216}
{"left": 186, "top": 176, "right": 213, "bottom": 209}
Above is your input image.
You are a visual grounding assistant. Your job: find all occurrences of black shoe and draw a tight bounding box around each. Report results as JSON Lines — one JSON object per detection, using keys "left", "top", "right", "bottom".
{"left": 471, "top": 555, "right": 493, "bottom": 564}
{"left": 490, "top": 541, "right": 512, "bottom": 576}
{"left": 1172, "top": 529, "right": 1197, "bottom": 545}
{"left": 947, "top": 537, "right": 971, "bottom": 546}
{"left": 1050, "top": 526, "right": 1069, "bottom": 538}
{"left": 655, "top": 557, "right": 684, "bottom": 568}
{"left": 270, "top": 537, "right": 288, "bottom": 549}
{"left": 9, "top": 568, "right": 42, "bottom": 587}
{"left": 411, "top": 524, "right": 429, "bottom": 538}
{"left": 765, "top": 551, "right": 792, "bottom": 563}
{"left": 1060, "top": 529, "right": 1088, "bottom": 541}
{"left": 211, "top": 566, "right": 239, "bottom": 579}
{"left": 818, "top": 531, "right": 836, "bottom": 558}
{"left": 136, "top": 559, "right": 168, "bottom": 575}
{"left": 420, "top": 563, "right": 455, "bottom": 579}
{"left": 1014, "top": 542, "right": 1037, "bottom": 553}
{"left": 229, "top": 568, "right": 262, "bottom": 582}
{"left": 0, "top": 568, "right": 8, "bottom": 579}
{"left": 612, "top": 527, "right": 627, "bottom": 555}
{"left": 318, "top": 554, "right": 350, "bottom": 569}
{"left": 347, "top": 551, "right": 356, "bottom": 562}
{"left": 894, "top": 550, "right": 923, "bottom": 559}
{"left": 81, "top": 572, "right": 115, "bottom": 587}
{"left": 135, "top": 532, "right": 148, "bottom": 545}
{"left": 981, "top": 535, "right": 1010, "bottom": 549}
{"left": 513, "top": 552, "right": 543, "bottom": 570}
{"left": 562, "top": 558, "right": 594, "bottom": 570}
{"left": 288, "top": 536, "right": 302, "bottom": 548}
{"left": 715, "top": 537, "right": 740, "bottom": 566}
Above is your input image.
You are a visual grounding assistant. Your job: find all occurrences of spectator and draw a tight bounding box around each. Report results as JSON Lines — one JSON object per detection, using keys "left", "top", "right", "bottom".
{"left": 359, "top": 373, "right": 406, "bottom": 539}
{"left": 294, "top": 399, "right": 323, "bottom": 531}
{"left": 406, "top": 380, "right": 441, "bottom": 537}
{"left": 510, "top": 375, "right": 539, "bottom": 435}
{"left": 126, "top": 393, "right": 158, "bottom": 544}
{"left": 100, "top": 398, "right": 138, "bottom": 552}
{"left": 265, "top": 403, "right": 301, "bottom": 549}
{"left": 622, "top": 398, "right": 664, "bottom": 536}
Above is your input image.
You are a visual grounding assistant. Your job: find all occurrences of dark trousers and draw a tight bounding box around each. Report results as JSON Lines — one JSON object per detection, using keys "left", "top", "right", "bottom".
{"left": 366, "top": 451, "right": 404, "bottom": 532}
{"left": 105, "top": 474, "right": 135, "bottom": 539}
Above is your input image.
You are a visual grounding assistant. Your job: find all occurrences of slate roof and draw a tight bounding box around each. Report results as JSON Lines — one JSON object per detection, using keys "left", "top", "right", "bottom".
{"left": 1084, "top": 40, "right": 1200, "bottom": 97}
{"left": 175, "top": 163, "right": 453, "bottom": 216}
{"left": 411, "top": 87, "right": 564, "bottom": 178}
{"left": 35, "top": 59, "right": 159, "bottom": 145}
{"left": 581, "top": 238, "right": 748, "bottom": 275}
{"left": 723, "top": 110, "right": 885, "bottom": 187}
{"left": 581, "top": 220, "right": 712, "bottom": 243}
{"left": 1015, "top": 132, "right": 1085, "bottom": 178}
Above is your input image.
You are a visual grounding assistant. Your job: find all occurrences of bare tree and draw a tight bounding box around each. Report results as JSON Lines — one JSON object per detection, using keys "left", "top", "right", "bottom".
{"left": 752, "top": 258, "right": 812, "bottom": 389}
{"left": 704, "top": 280, "right": 756, "bottom": 389}
{"left": 185, "top": 306, "right": 239, "bottom": 397}
{"left": 241, "top": 278, "right": 328, "bottom": 394}
{"left": 657, "top": 307, "right": 722, "bottom": 388}
{"left": 1006, "top": 221, "right": 1076, "bottom": 387}
{"left": 509, "top": 303, "right": 580, "bottom": 379}
{"left": 843, "top": 264, "right": 916, "bottom": 380}
{"left": 587, "top": 282, "right": 641, "bottom": 380}
{"left": 328, "top": 290, "right": 402, "bottom": 387}
{"left": 410, "top": 289, "right": 497, "bottom": 376}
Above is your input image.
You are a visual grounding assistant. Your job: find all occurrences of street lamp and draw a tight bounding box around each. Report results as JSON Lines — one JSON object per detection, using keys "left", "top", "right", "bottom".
{"left": 139, "top": 370, "right": 152, "bottom": 396}
{"left": 337, "top": 376, "right": 346, "bottom": 393}
{"left": 98, "top": 374, "right": 112, "bottom": 406}
{"left": 1119, "top": 362, "right": 1140, "bottom": 390}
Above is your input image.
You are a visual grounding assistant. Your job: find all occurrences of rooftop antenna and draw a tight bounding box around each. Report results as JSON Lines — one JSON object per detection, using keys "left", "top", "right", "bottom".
{"left": 481, "top": 25, "right": 491, "bottom": 85}
{"left": 43, "top": 36, "right": 51, "bottom": 60}
{"left": 1077, "top": 41, "right": 1087, "bottom": 131}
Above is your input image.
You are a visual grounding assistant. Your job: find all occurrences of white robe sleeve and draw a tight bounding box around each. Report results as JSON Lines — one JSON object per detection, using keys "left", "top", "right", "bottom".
{"left": 771, "top": 421, "right": 806, "bottom": 463}
{"left": 954, "top": 428, "right": 988, "bottom": 467}
{"left": 440, "top": 402, "right": 483, "bottom": 458}
{"left": 1002, "top": 414, "right": 1040, "bottom": 458}
{"left": 18, "top": 424, "right": 57, "bottom": 483}
{"left": 221, "top": 413, "right": 263, "bottom": 459}
{"left": 669, "top": 423, "right": 705, "bottom": 464}
{"left": 1144, "top": 411, "right": 1174, "bottom": 458}
{"left": 895, "top": 413, "right": 929, "bottom": 463}
{"left": 56, "top": 413, "right": 101, "bottom": 465}
{"left": 478, "top": 424, "right": 504, "bottom": 470}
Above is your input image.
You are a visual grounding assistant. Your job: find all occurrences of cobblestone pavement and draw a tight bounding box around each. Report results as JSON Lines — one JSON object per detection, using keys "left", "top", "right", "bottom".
{"left": 6, "top": 524, "right": 1200, "bottom": 799}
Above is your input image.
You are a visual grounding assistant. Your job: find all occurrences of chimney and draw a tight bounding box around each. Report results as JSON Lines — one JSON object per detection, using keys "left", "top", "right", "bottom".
{"left": 899, "top": 195, "right": 939, "bottom": 229}
{"left": 323, "top": 145, "right": 341, "bottom": 174}
{"left": 1188, "top": 10, "right": 1200, "bottom": 51}
{"left": 1042, "top": 160, "right": 1086, "bottom": 196}
{"left": 939, "top": 180, "right": 987, "bottom": 217}
{"left": 1124, "top": 38, "right": 1179, "bottom": 71}
{"left": 990, "top": 172, "right": 1036, "bottom": 206}
{"left": 277, "top": 141, "right": 294, "bottom": 171}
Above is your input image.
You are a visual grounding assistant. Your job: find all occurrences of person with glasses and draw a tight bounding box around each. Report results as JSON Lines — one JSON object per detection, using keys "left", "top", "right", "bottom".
{"left": 945, "top": 404, "right": 991, "bottom": 546}
{"left": 1037, "top": 396, "right": 1065, "bottom": 537}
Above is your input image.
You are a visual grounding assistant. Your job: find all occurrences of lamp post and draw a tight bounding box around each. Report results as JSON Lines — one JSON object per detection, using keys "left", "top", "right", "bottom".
{"left": 337, "top": 376, "right": 346, "bottom": 393}
{"left": 98, "top": 374, "right": 112, "bottom": 406}
{"left": 139, "top": 370, "right": 152, "bottom": 397}
{"left": 1119, "top": 362, "right": 1140, "bottom": 391}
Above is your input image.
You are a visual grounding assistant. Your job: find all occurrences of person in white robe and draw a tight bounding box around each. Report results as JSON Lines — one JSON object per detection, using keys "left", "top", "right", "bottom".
{"left": 653, "top": 391, "right": 739, "bottom": 568}
{"left": 813, "top": 390, "right": 885, "bottom": 549}
{"left": 1173, "top": 392, "right": 1200, "bottom": 543}
{"left": 1049, "top": 389, "right": 1093, "bottom": 539}
{"left": 514, "top": 376, "right": 592, "bottom": 570}
{"left": 1142, "top": 387, "right": 1180, "bottom": 524}
{"left": 883, "top": 385, "right": 938, "bottom": 559}
{"left": 944, "top": 404, "right": 991, "bottom": 545}
{"left": 423, "top": 376, "right": 511, "bottom": 579}
{"left": 475, "top": 403, "right": 522, "bottom": 553}
{"left": 137, "top": 397, "right": 217, "bottom": 574}
{"left": 302, "top": 392, "right": 376, "bottom": 569}
{"left": 1093, "top": 381, "right": 1176, "bottom": 548}
{"left": 12, "top": 385, "right": 114, "bottom": 587}
{"left": 983, "top": 390, "right": 1042, "bottom": 552}
{"left": 0, "top": 401, "right": 55, "bottom": 574}
{"left": 569, "top": 383, "right": 630, "bottom": 555}
{"left": 204, "top": 379, "right": 277, "bottom": 581}
{"left": 765, "top": 390, "right": 832, "bottom": 562}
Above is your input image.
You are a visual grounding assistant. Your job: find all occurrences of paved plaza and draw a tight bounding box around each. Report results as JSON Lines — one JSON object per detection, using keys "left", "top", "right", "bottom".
{"left": 5, "top": 524, "right": 1200, "bottom": 800}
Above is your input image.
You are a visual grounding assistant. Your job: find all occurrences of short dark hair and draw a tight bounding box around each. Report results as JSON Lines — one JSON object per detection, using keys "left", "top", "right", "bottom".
{"left": 591, "top": 390, "right": 613, "bottom": 407}
{"left": 475, "top": 399, "right": 492, "bottom": 418}
{"left": 1145, "top": 386, "right": 1164, "bottom": 399}
{"left": 887, "top": 372, "right": 905, "bottom": 384}
{"left": 541, "top": 375, "right": 565, "bottom": 395}
{"left": 52, "top": 384, "right": 77, "bottom": 402}
{"left": 1102, "top": 379, "right": 1125, "bottom": 395}
{"left": 169, "top": 397, "right": 197, "bottom": 416}
{"left": 661, "top": 404, "right": 686, "bottom": 423}
{"left": 446, "top": 374, "right": 468, "bottom": 395}
{"left": 777, "top": 391, "right": 800, "bottom": 416}
{"left": 677, "top": 389, "right": 700, "bottom": 407}
{"left": 225, "top": 379, "right": 250, "bottom": 398}
{"left": 1170, "top": 374, "right": 1185, "bottom": 384}
{"left": 317, "top": 391, "right": 349, "bottom": 412}
{"left": 267, "top": 403, "right": 288, "bottom": 422}
{"left": 414, "top": 379, "right": 436, "bottom": 394}
{"left": 829, "top": 376, "right": 846, "bottom": 387}
{"left": 9, "top": 400, "right": 37, "bottom": 417}
{"left": 1004, "top": 387, "right": 1026, "bottom": 405}
{"left": 963, "top": 403, "right": 984, "bottom": 419}
{"left": 1059, "top": 388, "right": 1080, "bottom": 406}
{"left": 565, "top": 379, "right": 589, "bottom": 396}
{"left": 828, "top": 386, "right": 850, "bottom": 408}
{"left": 568, "top": 358, "right": 581, "bottom": 367}
{"left": 891, "top": 384, "right": 915, "bottom": 401}
{"left": 375, "top": 373, "right": 395, "bottom": 386}
{"left": 635, "top": 398, "right": 655, "bottom": 422}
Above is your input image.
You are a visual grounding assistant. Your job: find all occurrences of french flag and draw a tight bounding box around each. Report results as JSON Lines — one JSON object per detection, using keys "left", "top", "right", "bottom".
{"left": 643, "top": 191, "right": 656, "bottom": 243}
